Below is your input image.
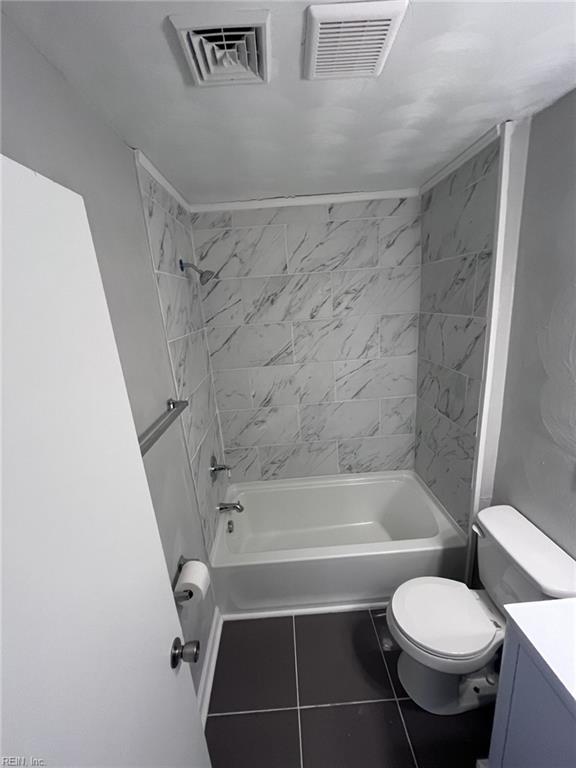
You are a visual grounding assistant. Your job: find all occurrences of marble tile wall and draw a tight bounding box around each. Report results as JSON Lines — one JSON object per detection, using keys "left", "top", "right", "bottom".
{"left": 190, "top": 198, "right": 422, "bottom": 481}
{"left": 415, "top": 141, "right": 500, "bottom": 532}
{"left": 137, "top": 165, "right": 227, "bottom": 552}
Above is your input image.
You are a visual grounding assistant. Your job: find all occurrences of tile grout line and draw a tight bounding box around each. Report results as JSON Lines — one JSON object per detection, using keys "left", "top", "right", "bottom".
{"left": 292, "top": 616, "right": 304, "bottom": 768}
{"left": 300, "top": 697, "right": 401, "bottom": 709}
{"left": 208, "top": 705, "right": 299, "bottom": 718}
{"left": 368, "top": 610, "right": 420, "bottom": 768}
{"left": 206, "top": 696, "right": 407, "bottom": 719}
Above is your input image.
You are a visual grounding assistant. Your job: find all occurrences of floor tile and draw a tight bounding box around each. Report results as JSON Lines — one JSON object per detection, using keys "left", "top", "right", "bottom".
{"left": 370, "top": 608, "right": 398, "bottom": 650}
{"left": 295, "top": 611, "right": 395, "bottom": 705}
{"left": 301, "top": 701, "right": 416, "bottom": 768}
{"left": 209, "top": 617, "right": 297, "bottom": 713}
{"left": 400, "top": 699, "right": 495, "bottom": 768}
{"left": 383, "top": 649, "right": 408, "bottom": 698}
{"left": 206, "top": 710, "right": 301, "bottom": 768}
{"left": 371, "top": 609, "right": 408, "bottom": 697}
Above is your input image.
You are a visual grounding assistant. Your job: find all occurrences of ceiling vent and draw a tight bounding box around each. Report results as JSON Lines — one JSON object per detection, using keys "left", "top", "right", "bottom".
{"left": 169, "top": 10, "right": 270, "bottom": 86}
{"left": 304, "top": 1, "right": 408, "bottom": 80}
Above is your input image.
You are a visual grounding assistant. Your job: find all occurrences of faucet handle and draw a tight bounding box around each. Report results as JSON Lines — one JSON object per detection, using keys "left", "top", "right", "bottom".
{"left": 210, "top": 454, "right": 231, "bottom": 479}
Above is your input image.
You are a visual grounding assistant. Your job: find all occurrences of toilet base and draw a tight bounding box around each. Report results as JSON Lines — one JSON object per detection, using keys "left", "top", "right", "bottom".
{"left": 397, "top": 651, "right": 498, "bottom": 715}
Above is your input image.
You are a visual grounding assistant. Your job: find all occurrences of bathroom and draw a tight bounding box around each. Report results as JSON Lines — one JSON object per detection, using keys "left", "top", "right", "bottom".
{"left": 2, "top": 1, "right": 575, "bottom": 766}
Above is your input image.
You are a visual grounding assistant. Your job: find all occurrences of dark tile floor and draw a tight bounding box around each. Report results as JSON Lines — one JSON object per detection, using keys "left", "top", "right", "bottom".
{"left": 205, "top": 608, "right": 495, "bottom": 768}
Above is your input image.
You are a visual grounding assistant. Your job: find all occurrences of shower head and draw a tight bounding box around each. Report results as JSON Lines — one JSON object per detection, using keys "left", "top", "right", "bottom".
{"left": 198, "top": 269, "right": 216, "bottom": 286}
{"left": 179, "top": 260, "right": 215, "bottom": 285}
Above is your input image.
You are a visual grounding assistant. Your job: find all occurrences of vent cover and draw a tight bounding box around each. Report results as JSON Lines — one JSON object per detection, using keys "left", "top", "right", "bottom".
{"left": 170, "top": 11, "right": 270, "bottom": 86}
{"left": 304, "top": 1, "right": 408, "bottom": 80}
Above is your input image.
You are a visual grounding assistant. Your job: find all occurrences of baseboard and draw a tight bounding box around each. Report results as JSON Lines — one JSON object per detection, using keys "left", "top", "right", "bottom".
{"left": 221, "top": 599, "right": 389, "bottom": 621}
{"left": 197, "top": 600, "right": 389, "bottom": 718}
{"left": 197, "top": 606, "right": 223, "bottom": 726}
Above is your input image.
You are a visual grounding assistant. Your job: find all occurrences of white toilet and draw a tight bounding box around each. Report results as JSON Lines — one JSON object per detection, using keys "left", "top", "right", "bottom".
{"left": 387, "top": 505, "right": 576, "bottom": 715}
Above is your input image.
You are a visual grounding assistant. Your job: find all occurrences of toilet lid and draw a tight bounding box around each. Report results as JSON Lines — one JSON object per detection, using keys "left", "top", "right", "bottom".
{"left": 391, "top": 577, "right": 497, "bottom": 658}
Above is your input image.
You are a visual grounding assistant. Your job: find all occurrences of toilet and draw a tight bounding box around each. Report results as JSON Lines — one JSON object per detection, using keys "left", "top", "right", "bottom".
{"left": 387, "top": 505, "right": 576, "bottom": 715}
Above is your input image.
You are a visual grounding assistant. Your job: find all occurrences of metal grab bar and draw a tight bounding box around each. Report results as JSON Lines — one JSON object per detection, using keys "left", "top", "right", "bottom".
{"left": 138, "top": 398, "right": 188, "bottom": 456}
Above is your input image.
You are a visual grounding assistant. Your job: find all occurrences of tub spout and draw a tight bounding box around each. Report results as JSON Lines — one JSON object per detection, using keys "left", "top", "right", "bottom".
{"left": 217, "top": 501, "right": 244, "bottom": 513}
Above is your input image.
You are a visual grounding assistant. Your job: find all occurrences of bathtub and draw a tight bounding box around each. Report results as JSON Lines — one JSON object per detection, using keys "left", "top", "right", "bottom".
{"left": 210, "top": 470, "right": 467, "bottom": 615}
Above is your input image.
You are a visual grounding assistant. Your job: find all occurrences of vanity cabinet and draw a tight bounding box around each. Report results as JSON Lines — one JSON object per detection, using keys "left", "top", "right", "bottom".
{"left": 488, "top": 599, "right": 576, "bottom": 768}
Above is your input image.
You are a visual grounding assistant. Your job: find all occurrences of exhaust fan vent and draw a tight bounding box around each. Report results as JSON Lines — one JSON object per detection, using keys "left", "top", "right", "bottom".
{"left": 169, "top": 11, "right": 270, "bottom": 86}
{"left": 304, "top": 1, "right": 408, "bottom": 80}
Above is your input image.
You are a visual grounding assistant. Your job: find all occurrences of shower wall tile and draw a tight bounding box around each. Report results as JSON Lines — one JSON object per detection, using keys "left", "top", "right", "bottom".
{"left": 287, "top": 220, "right": 379, "bottom": 272}
{"left": 250, "top": 363, "right": 334, "bottom": 407}
{"left": 207, "top": 323, "right": 293, "bottom": 370}
{"left": 224, "top": 447, "right": 261, "bottom": 483}
{"left": 415, "top": 438, "right": 471, "bottom": 531}
{"left": 137, "top": 165, "right": 160, "bottom": 203}
{"left": 422, "top": 144, "right": 498, "bottom": 215}
{"left": 416, "top": 400, "right": 475, "bottom": 477}
{"left": 417, "top": 358, "right": 467, "bottom": 425}
{"left": 146, "top": 199, "right": 187, "bottom": 276}
{"left": 332, "top": 266, "right": 421, "bottom": 316}
{"left": 213, "top": 369, "right": 252, "bottom": 411}
{"left": 327, "top": 197, "right": 419, "bottom": 221}
{"left": 231, "top": 205, "right": 328, "bottom": 227}
{"left": 421, "top": 199, "right": 449, "bottom": 263}
{"left": 170, "top": 329, "right": 210, "bottom": 398}
{"left": 137, "top": 163, "right": 227, "bottom": 665}
{"left": 420, "top": 255, "right": 476, "bottom": 316}
{"left": 421, "top": 175, "right": 497, "bottom": 264}
{"left": 338, "top": 435, "right": 414, "bottom": 474}
{"left": 190, "top": 211, "right": 233, "bottom": 229}
{"left": 300, "top": 401, "right": 379, "bottom": 442}
{"left": 335, "top": 357, "right": 417, "bottom": 401}
{"left": 192, "top": 420, "right": 228, "bottom": 546}
{"left": 242, "top": 274, "right": 332, "bottom": 323}
{"left": 416, "top": 140, "right": 499, "bottom": 532}
{"left": 220, "top": 406, "right": 300, "bottom": 449}
{"left": 380, "top": 396, "right": 417, "bottom": 435}
{"left": 379, "top": 313, "right": 419, "bottom": 357}
{"left": 452, "top": 172, "right": 498, "bottom": 258}
{"left": 189, "top": 196, "right": 421, "bottom": 480}
{"left": 419, "top": 314, "right": 486, "bottom": 379}
{"left": 459, "top": 377, "right": 482, "bottom": 436}
{"left": 422, "top": 143, "right": 499, "bottom": 263}
{"left": 259, "top": 441, "right": 339, "bottom": 480}
{"left": 194, "top": 225, "right": 287, "bottom": 278}
{"left": 378, "top": 217, "right": 421, "bottom": 267}
{"left": 201, "top": 279, "right": 244, "bottom": 326}
{"left": 473, "top": 252, "right": 493, "bottom": 316}
{"left": 186, "top": 375, "right": 216, "bottom": 456}
{"left": 293, "top": 316, "right": 380, "bottom": 363}
{"left": 157, "top": 273, "right": 203, "bottom": 340}
{"left": 451, "top": 142, "right": 500, "bottom": 196}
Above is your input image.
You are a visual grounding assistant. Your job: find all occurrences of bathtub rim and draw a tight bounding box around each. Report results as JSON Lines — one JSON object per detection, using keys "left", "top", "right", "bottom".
{"left": 210, "top": 469, "right": 466, "bottom": 567}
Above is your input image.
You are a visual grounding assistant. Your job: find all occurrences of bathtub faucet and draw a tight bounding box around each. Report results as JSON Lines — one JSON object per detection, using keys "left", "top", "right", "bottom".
{"left": 217, "top": 501, "right": 244, "bottom": 514}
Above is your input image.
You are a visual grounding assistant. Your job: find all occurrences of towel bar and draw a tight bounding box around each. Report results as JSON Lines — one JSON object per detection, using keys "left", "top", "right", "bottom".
{"left": 138, "top": 398, "right": 188, "bottom": 456}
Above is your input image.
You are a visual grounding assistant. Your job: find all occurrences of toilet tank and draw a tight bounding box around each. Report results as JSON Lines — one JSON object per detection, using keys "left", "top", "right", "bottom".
{"left": 476, "top": 505, "right": 576, "bottom": 614}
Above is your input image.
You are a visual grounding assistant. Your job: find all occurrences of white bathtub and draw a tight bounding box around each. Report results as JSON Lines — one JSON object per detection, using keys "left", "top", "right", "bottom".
{"left": 210, "top": 470, "right": 467, "bottom": 615}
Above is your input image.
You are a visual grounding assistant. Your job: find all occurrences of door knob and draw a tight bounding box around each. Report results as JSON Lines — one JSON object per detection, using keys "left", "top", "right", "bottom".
{"left": 170, "top": 637, "right": 200, "bottom": 669}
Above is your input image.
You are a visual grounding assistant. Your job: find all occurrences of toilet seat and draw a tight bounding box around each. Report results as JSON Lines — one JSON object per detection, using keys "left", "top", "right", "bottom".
{"left": 388, "top": 577, "right": 505, "bottom": 673}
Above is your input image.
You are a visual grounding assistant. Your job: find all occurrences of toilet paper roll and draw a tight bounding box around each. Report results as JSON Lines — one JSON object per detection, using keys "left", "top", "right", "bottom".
{"left": 175, "top": 560, "right": 210, "bottom": 602}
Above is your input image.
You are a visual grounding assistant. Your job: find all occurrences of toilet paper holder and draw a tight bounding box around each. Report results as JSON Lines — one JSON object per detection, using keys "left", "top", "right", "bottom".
{"left": 174, "top": 588, "right": 193, "bottom": 603}
{"left": 173, "top": 556, "right": 196, "bottom": 603}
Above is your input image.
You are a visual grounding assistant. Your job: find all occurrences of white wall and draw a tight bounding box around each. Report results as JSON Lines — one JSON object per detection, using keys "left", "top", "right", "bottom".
{"left": 1, "top": 14, "right": 216, "bottom": 685}
{"left": 493, "top": 90, "right": 576, "bottom": 558}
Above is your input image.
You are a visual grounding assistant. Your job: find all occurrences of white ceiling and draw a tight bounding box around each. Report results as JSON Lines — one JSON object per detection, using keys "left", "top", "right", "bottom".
{"left": 4, "top": 0, "right": 576, "bottom": 203}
